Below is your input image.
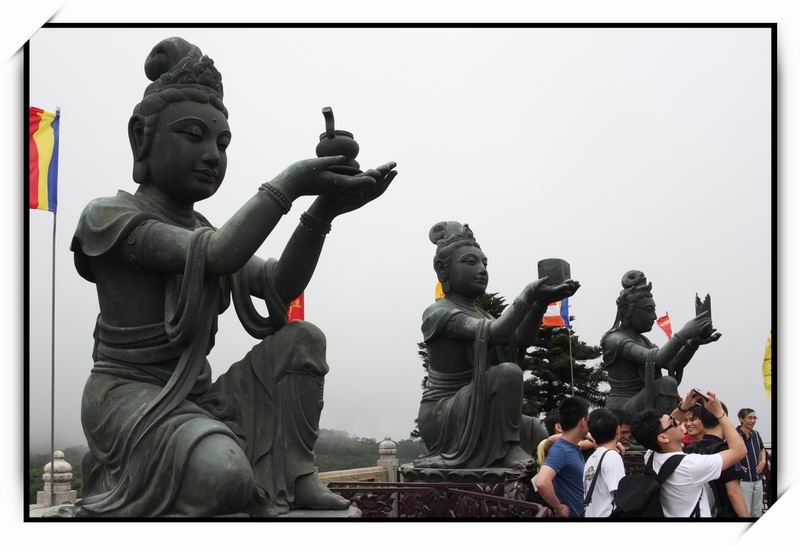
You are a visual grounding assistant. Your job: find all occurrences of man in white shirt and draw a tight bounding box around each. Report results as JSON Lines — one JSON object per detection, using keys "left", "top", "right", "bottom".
{"left": 583, "top": 408, "right": 626, "bottom": 517}
{"left": 629, "top": 391, "right": 746, "bottom": 517}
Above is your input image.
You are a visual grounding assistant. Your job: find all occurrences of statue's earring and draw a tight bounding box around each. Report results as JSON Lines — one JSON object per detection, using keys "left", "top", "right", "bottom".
{"left": 132, "top": 161, "right": 148, "bottom": 184}
{"left": 128, "top": 114, "right": 148, "bottom": 183}
{"left": 442, "top": 280, "right": 451, "bottom": 293}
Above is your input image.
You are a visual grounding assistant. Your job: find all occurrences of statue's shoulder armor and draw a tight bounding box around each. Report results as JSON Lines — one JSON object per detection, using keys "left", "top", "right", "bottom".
{"left": 601, "top": 329, "right": 633, "bottom": 367}
{"left": 601, "top": 328, "right": 657, "bottom": 367}
{"left": 71, "top": 191, "right": 158, "bottom": 281}
{"left": 422, "top": 299, "right": 464, "bottom": 343}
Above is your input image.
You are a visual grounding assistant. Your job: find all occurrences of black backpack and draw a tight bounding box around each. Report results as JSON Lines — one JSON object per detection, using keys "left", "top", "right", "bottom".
{"left": 611, "top": 452, "right": 700, "bottom": 518}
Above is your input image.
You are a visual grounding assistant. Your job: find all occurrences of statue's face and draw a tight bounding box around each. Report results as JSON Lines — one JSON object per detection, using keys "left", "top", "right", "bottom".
{"left": 628, "top": 296, "right": 657, "bottom": 333}
{"left": 447, "top": 245, "right": 488, "bottom": 299}
{"left": 145, "top": 100, "right": 231, "bottom": 204}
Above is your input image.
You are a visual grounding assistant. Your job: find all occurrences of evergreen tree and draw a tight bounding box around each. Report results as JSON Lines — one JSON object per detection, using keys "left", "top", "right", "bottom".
{"left": 521, "top": 325, "right": 607, "bottom": 418}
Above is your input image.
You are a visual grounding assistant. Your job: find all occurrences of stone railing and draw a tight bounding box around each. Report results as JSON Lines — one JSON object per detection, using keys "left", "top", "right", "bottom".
{"left": 318, "top": 436, "right": 401, "bottom": 485}
{"left": 318, "top": 466, "right": 388, "bottom": 484}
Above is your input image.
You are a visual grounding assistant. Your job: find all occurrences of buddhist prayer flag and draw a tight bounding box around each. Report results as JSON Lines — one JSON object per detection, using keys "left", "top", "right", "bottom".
{"left": 435, "top": 281, "right": 444, "bottom": 300}
{"left": 762, "top": 331, "right": 771, "bottom": 397}
{"left": 288, "top": 293, "right": 304, "bottom": 322}
{"left": 542, "top": 298, "right": 570, "bottom": 328}
{"left": 29, "top": 107, "right": 60, "bottom": 212}
{"left": 657, "top": 312, "right": 673, "bottom": 340}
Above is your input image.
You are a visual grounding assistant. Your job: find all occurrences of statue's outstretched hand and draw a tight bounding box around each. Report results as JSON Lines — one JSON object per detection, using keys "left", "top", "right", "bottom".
{"left": 677, "top": 311, "right": 713, "bottom": 340}
{"left": 273, "top": 156, "right": 379, "bottom": 198}
{"left": 693, "top": 329, "right": 722, "bottom": 346}
{"left": 310, "top": 161, "right": 398, "bottom": 219}
{"left": 532, "top": 278, "right": 581, "bottom": 305}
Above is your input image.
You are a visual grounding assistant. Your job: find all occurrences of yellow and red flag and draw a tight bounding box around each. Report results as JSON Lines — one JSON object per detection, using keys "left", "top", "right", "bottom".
{"left": 656, "top": 312, "right": 673, "bottom": 339}
{"left": 29, "top": 107, "right": 60, "bottom": 212}
{"left": 288, "top": 293, "right": 304, "bottom": 322}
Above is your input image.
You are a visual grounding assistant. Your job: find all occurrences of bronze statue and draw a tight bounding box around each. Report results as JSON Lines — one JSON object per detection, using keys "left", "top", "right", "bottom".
{"left": 600, "top": 270, "right": 721, "bottom": 415}
{"left": 415, "top": 222, "right": 580, "bottom": 469}
{"left": 68, "top": 37, "right": 397, "bottom": 517}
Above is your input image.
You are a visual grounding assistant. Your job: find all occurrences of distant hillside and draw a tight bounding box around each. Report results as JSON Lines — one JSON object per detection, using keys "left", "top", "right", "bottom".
{"left": 314, "top": 429, "right": 426, "bottom": 471}
{"left": 28, "top": 433, "right": 428, "bottom": 500}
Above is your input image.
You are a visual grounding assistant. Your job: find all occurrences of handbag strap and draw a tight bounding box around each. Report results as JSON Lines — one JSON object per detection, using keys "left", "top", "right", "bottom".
{"left": 584, "top": 449, "right": 611, "bottom": 507}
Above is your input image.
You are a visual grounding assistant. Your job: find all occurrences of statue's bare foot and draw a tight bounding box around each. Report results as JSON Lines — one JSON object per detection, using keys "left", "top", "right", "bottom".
{"left": 500, "top": 445, "right": 533, "bottom": 468}
{"left": 414, "top": 455, "right": 446, "bottom": 468}
{"left": 292, "top": 473, "right": 351, "bottom": 511}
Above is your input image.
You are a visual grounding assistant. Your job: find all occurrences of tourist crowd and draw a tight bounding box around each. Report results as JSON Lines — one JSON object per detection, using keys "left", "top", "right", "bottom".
{"left": 531, "top": 391, "right": 769, "bottom": 518}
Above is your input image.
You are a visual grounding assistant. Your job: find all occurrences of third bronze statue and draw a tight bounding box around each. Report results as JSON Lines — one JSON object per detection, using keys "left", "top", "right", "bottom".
{"left": 600, "top": 270, "right": 721, "bottom": 415}
{"left": 415, "top": 222, "right": 580, "bottom": 469}
{"left": 68, "top": 37, "right": 397, "bottom": 517}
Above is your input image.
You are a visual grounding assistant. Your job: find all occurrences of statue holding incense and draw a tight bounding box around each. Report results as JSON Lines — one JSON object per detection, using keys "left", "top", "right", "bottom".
{"left": 69, "top": 37, "right": 397, "bottom": 517}
{"left": 600, "top": 270, "right": 721, "bottom": 415}
{"left": 415, "top": 221, "right": 579, "bottom": 469}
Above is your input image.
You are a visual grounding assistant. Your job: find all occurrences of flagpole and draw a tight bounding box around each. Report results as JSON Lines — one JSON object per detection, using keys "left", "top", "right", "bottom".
{"left": 567, "top": 321, "right": 575, "bottom": 396}
{"left": 49, "top": 210, "right": 57, "bottom": 506}
{"left": 48, "top": 106, "right": 60, "bottom": 506}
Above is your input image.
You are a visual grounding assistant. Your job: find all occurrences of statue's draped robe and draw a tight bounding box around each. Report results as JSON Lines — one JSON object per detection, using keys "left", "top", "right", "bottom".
{"left": 71, "top": 191, "right": 327, "bottom": 516}
{"left": 416, "top": 297, "right": 531, "bottom": 468}
{"left": 601, "top": 328, "right": 662, "bottom": 413}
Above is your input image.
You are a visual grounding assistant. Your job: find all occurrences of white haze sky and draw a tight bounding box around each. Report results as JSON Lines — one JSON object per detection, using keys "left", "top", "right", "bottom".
{"left": 25, "top": 27, "right": 773, "bottom": 454}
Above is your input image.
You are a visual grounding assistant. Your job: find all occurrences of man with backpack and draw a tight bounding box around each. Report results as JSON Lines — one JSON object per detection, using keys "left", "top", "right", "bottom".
{"left": 583, "top": 409, "right": 626, "bottom": 517}
{"left": 619, "top": 391, "right": 746, "bottom": 517}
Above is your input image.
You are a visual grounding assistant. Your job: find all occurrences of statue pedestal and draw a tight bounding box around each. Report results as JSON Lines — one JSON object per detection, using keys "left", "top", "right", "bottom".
{"left": 399, "top": 464, "right": 515, "bottom": 487}
{"left": 278, "top": 505, "right": 362, "bottom": 518}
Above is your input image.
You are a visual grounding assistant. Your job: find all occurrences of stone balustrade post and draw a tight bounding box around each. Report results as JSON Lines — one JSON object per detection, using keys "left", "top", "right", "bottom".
{"left": 377, "top": 436, "right": 399, "bottom": 482}
{"left": 377, "top": 436, "right": 399, "bottom": 517}
{"left": 36, "top": 450, "right": 77, "bottom": 507}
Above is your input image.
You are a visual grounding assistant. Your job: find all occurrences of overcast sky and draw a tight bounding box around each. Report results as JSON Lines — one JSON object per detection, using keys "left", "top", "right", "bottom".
{"left": 27, "top": 26, "right": 772, "bottom": 453}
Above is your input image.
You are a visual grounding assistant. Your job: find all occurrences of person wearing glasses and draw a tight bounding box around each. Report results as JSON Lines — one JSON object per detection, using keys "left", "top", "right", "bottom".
{"left": 629, "top": 391, "right": 746, "bottom": 517}
{"left": 737, "top": 408, "right": 767, "bottom": 516}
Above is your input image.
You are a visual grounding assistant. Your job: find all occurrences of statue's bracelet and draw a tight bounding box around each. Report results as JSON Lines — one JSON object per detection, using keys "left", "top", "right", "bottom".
{"left": 300, "top": 211, "right": 332, "bottom": 235}
{"left": 259, "top": 182, "right": 292, "bottom": 214}
{"left": 531, "top": 300, "right": 548, "bottom": 314}
{"left": 513, "top": 298, "right": 532, "bottom": 313}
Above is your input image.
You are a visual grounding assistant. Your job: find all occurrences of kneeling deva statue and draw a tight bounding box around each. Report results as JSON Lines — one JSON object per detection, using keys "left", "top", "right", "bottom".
{"left": 415, "top": 221, "right": 579, "bottom": 469}
{"left": 600, "top": 270, "right": 721, "bottom": 415}
{"left": 69, "top": 37, "right": 397, "bottom": 517}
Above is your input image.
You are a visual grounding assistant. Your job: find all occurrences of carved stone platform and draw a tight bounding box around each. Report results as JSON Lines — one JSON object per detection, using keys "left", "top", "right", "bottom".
{"left": 399, "top": 463, "right": 517, "bottom": 486}
{"left": 278, "top": 505, "right": 362, "bottom": 518}
{"left": 28, "top": 502, "right": 362, "bottom": 519}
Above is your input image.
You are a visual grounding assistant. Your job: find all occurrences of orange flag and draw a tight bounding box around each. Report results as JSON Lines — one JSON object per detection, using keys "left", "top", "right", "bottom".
{"left": 656, "top": 312, "right": 673, "bottom": 339}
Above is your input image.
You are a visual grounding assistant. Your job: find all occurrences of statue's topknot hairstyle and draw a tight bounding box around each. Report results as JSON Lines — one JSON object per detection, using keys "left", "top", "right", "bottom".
{"left": 141, "top": 37, "right": 224, "bottom": 105}
{"left": 134, "top": 37, "right": 227, "bottom": 118}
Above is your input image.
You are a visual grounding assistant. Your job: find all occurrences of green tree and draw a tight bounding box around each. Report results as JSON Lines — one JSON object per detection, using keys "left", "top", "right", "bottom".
{"left": 521, "top": 325, "right": 606, "bottom": 418}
